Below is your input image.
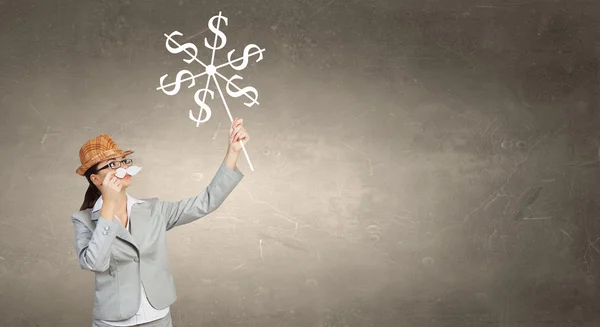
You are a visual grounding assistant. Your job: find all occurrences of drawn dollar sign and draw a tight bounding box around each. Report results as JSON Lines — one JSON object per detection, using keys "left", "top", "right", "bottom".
{"left": 158, "top": 70, "right": 196, "bottom": 96}
{"left": 227, "top": 44, "right": 264, "bottom": 71}
{"left": 204, "top": 13, "right": 228, "bottom": 51}
{"left": 189, "top": 88, "right": 214, "bottom": 125}
{"left": 225, "top": 75, "right": 259, "bottom": 107}
{"left": 164, "top": 31, "right": 198, "bottom": 64}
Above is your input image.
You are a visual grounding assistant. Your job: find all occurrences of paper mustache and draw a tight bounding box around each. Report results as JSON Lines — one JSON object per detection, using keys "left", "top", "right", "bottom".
{"left": 115, "top": 166, "right": 142, "bottom": 178}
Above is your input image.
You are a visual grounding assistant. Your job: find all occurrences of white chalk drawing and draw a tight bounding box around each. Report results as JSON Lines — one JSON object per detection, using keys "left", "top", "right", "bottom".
{"left": 156, "top": 12, "right": 265, "bottom": 171}
{"left": 115, "top": 166, "right": 142, "bottom": 178}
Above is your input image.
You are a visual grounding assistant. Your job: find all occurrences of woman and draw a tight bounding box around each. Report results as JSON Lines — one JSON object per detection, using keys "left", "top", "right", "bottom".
{"left": 71, "top": 118, "right": 248, "bottom": 327}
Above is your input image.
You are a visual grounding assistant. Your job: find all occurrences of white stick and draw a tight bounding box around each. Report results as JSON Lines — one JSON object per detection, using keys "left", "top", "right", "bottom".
{"left": 211, "top": 74, "right": 254, "bottom": 171}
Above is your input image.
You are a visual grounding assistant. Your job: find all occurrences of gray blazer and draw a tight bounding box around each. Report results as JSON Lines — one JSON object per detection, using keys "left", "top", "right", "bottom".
{"left": 71, "top": 163, "right": 244, "bottom": 321}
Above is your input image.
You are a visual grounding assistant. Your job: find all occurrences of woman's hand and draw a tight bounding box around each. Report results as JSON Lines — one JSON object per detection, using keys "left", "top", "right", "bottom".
{"left": 229, "top": 117, "right": 249, "bottom": 153}
{"left": 99, "top": 171, "right": 123, "bottom": 205}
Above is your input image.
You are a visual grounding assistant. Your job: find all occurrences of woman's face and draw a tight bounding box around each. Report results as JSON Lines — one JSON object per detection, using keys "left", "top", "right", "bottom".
{"left": 91, "top": 156, "right": 133, "bottom": 190}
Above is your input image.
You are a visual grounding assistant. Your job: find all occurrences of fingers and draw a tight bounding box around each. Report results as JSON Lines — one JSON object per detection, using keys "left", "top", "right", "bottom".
{"left": 231, "top": 119, "right": 242, "bottom": 138}
{"left": 231, "top": 127, "right": 247, "bottom": 143}
{"left": 102, "top": 171, "right": 114, "bottom": 186}
{"left": 108, "top": 177, "right": 121, "bottom": 188}
{"left": 229, "top": 118, "right": 235, "bottom": 136}
{"left": 230, "top": 117, "right": 248, "bottom": 145}
{"left": 101, "top": 171, "right": 122, "bottom": 190}
{"left": 232, "top": 132, "right": 249, "bottom": 145}
{"left": 236, "top": 130, "right": 248, "bottom": 143}
{"left": 230, "top": 117, "right": 243, "bottom": 132}
{"left": 111, "top": 178, "right": 122, "bottom": 191}
{"left": 232, "top": 128, "right": 240, "bottom": 141}
{"left": 229, "top": 118, "right": 236, "bottom": 134}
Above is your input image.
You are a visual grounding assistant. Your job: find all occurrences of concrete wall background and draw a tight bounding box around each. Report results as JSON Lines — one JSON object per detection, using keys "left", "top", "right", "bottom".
{"left": 1, "top": 0, "right": 600, "bottom": 326}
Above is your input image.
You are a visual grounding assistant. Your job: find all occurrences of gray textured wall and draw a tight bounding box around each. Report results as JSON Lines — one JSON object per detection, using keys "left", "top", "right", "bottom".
{"left": 1, "top": 0, "right": 600, "bottom": 326}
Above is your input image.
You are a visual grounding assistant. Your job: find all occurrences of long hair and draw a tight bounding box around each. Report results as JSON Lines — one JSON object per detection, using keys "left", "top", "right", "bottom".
{"left": 79, "top": 163, "right": 101, "bottom": 211}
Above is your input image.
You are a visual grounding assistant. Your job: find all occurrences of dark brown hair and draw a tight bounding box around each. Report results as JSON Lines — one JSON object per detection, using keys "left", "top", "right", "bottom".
{"left": 79, "top": 163, "right": 101, "bottom": 211}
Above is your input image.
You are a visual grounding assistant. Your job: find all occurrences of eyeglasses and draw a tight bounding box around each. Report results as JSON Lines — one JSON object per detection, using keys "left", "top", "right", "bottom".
{"left": 96, "top": 158, "right": 133, "bottom": 172}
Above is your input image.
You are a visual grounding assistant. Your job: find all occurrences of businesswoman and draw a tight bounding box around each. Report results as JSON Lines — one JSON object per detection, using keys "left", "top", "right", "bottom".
{"left": 71, "top": 118, "right": 248, "bottom": 327}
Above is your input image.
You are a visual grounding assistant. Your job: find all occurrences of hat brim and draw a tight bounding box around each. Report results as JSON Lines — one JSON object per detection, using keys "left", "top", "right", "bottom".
{"left": 76, "top": 149, "right": 134, "bottom": 176}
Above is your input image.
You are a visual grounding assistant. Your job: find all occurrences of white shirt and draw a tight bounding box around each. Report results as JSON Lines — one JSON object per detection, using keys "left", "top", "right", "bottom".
{"left": 93, "top": 193, "right": 170, "bottom": 326}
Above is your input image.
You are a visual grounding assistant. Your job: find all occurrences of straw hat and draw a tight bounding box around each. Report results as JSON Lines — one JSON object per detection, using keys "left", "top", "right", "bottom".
{"left": 76, "top": 134, "right": 134, "bottom": 176}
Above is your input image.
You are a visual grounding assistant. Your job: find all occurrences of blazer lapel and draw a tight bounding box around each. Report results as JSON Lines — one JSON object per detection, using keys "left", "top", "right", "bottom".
{"left": 130, "top": 202, "right": 151, "bottom": 245}
{"left": 91, "top": 209, "right": 99, "bottom": 220}
{"left": 91, "top": 209, "right": 138, "bottom": 251}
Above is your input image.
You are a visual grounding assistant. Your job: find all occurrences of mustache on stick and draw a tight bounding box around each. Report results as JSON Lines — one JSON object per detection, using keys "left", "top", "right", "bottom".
{"left": 115, "top": 166, "right": 142, "bottom": 178}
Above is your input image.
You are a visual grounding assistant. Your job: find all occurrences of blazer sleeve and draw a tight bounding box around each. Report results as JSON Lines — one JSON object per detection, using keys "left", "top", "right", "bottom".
{"left": 71, "top": 215, "right": 121, "bottom": 272}
{"left": 156, "top": 162, "right": 244, "bottom": 231}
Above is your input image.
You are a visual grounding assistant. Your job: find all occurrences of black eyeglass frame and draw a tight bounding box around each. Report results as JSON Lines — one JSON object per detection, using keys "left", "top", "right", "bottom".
{"left": 95, "top": 158, "right": 133, "bottom": 173}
